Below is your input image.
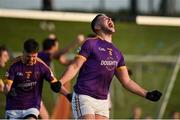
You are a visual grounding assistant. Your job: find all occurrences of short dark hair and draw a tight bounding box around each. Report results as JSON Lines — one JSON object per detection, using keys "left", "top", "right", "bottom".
{"left": 24, "top": 38, "right": 39, "bottom": 53}
{"left": 0, "top": 45, "right": 8, "bottom": 57}
{"left": 91, "top": 14, "right": 105, "bottom": 33}
{"left": 42, "top": 38, "right": 57, "bottom": 51}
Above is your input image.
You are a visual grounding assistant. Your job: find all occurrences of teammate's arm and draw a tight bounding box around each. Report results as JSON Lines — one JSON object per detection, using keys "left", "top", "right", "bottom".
{"left": 60, "top": 55, "right": 86, "bottom": 85}
{"left": 115, "top": 66, "right": 162, "bottom": 101}
{"left": 58, "top": 54, "right": 73, "bottom": 65}
{"left": 53, "top": 34, "right": 85, "bottom": 61}
{"left": 115, "top": 66, "right": 147, "bottom": 97}
{"left": 0, "top": 79, "right": 4, "bottom": 92}
{"left": 4, "top": 79, "right": 13, "bottom": 94}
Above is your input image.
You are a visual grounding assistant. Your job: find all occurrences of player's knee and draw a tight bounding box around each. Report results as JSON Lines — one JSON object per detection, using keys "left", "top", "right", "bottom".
{"left": 50, "top": 81, "right": 61, "bottom": 93}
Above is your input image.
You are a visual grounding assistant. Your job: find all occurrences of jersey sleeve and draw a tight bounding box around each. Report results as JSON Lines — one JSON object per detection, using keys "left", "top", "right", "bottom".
{"left": 43, "top": 64, "right": 56, "bottom": 83}
{"left": 6, "top": 64, "right": 16, "bottom": 81}
{"left": 117, "top": 51, "right": 126, "bottom": 69}
{"left": 78, "top": 40, "right": 92, "bottom": 59}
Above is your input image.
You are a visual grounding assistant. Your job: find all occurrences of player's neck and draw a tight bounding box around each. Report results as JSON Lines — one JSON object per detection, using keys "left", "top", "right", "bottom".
{"left": 98, "top": 33, "right": 112, "bottom": 43}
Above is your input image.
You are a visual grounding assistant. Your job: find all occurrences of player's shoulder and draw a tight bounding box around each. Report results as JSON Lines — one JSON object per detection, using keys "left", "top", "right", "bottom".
{"left": 112, "top": 45, "right": 124, "bottom": 56}
{"left": 8, "top": 56, "right": 23, "bottom": 69}
{"left": 83, "top": 37, "right": 99, "bottom": 47}
{"left": 11, "top": 56, "right": 22, "bottom": 66}
{"left": 36, "top": 57, "right": 50, "bottom": 69}
{"left": 38, "top": 51, "right": 47, "bottom": 56}
{"left": 38, "top": 51, "right": 46, "bottom": 57}
{"left": 86, "top": 36, "right": 99, "bottom": 42}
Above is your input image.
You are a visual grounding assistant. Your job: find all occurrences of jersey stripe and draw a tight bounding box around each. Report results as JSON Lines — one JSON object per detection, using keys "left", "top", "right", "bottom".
{"left": 75, "top": 55, "right": 87, "bottom": 61}
{"left": 37, "top": 58, "right": 57, "bottom": 82}
{"left": 10, "top": 56, "right": 22, "bottom": 65}
{"left": 116, "top": 66, "right": 126, "bottom": 71}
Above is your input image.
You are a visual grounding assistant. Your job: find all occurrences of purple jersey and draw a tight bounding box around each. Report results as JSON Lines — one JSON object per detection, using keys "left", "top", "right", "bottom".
{"left": 6, "top": 56, "right": 56, "bottom": 110}
{"left": 38, "top": 51, "right": 51, "bottom": 67}
{"left": 74, "top": 38, "right": 125, "bottom": 99}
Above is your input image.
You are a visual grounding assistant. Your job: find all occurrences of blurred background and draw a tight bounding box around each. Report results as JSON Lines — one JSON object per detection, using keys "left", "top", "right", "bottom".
{"left": 0, "top": 0, "right": 180, "bottom": 119}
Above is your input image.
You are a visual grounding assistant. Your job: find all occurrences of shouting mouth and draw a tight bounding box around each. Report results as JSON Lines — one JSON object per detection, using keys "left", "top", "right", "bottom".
{"left": 108, "top": 21, "right": 114, "bottom": 28}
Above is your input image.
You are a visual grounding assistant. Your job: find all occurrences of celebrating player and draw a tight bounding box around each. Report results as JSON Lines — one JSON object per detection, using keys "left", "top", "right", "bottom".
{"left": 59, "top": 14, "right": 162, "bottom": 119}
{"left": 4, "top": 39, "right": 61, "bottom": 119}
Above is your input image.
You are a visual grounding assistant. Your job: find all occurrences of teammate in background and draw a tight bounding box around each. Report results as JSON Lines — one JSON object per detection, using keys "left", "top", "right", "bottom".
{"left": 59, "top": 14, "right": 162, "bottom": 119}
{"left": 38, "top": 34, "right": 85, "bottom": 119}
{"left": 4, "top": 39, "right": 62, "bottom": 119}
{"left": 132, "top": 106, "right": 142, "bottom": 119}
{"left": 38, "top": 34, "right": 85, "bottom": 66}
{"left": 0, "top": 46, "right": 9, "bottom": 68}
{"left": 0, "top": 46, "right": 10, "bottom": 92}
{"left": 171, "top": 111, "right": 180, "bottom": 119}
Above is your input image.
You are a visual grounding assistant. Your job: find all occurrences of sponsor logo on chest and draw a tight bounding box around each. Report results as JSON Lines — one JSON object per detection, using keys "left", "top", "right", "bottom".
{"left": 16, "top": 72, "right": 23, "bottom": 76}
{"left": 98, "top": 47, "right": 106, "bottom": 51}
{"left": 16, "top": 71, "right": 33, "bottom": 79}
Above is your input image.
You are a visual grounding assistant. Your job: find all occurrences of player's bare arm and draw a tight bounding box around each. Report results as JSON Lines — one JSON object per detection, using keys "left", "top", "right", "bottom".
{"left": 115, "top": 66, "right": 147, "bottom": 97}
{"left": 58, "top": 56, "right": 86, "bottom": 102}
{"left": 115, "top": 66, "right": 162, "bottom": 101}
{"left": 60, "top": 55, "right": 86, "bottom": 85}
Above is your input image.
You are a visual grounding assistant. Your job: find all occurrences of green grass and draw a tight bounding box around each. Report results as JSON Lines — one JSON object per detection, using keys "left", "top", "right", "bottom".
{"left": 0, "top": 18, "right": 180, "bottom": 118}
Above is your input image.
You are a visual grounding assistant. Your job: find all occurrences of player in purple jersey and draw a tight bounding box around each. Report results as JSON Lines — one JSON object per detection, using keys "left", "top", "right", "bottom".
{"left": 59, "top": 14, "right": 162, "bottom": 119}
{"left": 4, "top": 39, "right": 62, "bottom": 119}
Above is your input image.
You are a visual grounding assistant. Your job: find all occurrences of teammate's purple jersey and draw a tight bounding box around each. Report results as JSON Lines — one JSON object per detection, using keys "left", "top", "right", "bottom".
{"left": 38, "top": 51, "right": 51, "bottom": 67}
{"left": 6, "top": 56, "right": 55, "bottom": 110}
{"left": 74, "top": 38, "right": 125, "bottom": 99}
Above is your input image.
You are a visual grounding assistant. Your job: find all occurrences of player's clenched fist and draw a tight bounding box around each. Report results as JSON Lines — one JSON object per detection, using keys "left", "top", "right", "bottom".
{"left": 51, "top": 81, "right": 62, "bottom": 93}
{"left": 146, "top": 90, "right": 162, "bottom": 102}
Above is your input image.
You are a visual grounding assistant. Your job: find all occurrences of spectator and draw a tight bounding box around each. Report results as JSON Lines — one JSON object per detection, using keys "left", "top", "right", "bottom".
{"left": 0, "top": 46, "right": 10, "bottom": 92}
{"left": 172, "top": 111, "right": 180, "bottom": 119}
{"left": 132, "top": 106, "right": 142, "bottom": 119}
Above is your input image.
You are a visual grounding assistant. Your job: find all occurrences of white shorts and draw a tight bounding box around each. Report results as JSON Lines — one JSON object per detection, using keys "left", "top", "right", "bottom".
{"left": 5, "top": 108, "right": 39, "bottom": 119}
{"left": 72, "top": 92, "right": 109, "bottom": 119}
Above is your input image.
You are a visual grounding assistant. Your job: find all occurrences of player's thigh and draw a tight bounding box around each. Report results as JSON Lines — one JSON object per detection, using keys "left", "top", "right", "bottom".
{"left": 72, "top": 92, "right": 95, "bottom": 119}
{"left": 95, "top": 114, "right": 109, "bottom": 119}
{"left": 39, "top": 100, "right": 49, "bottom": 119}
